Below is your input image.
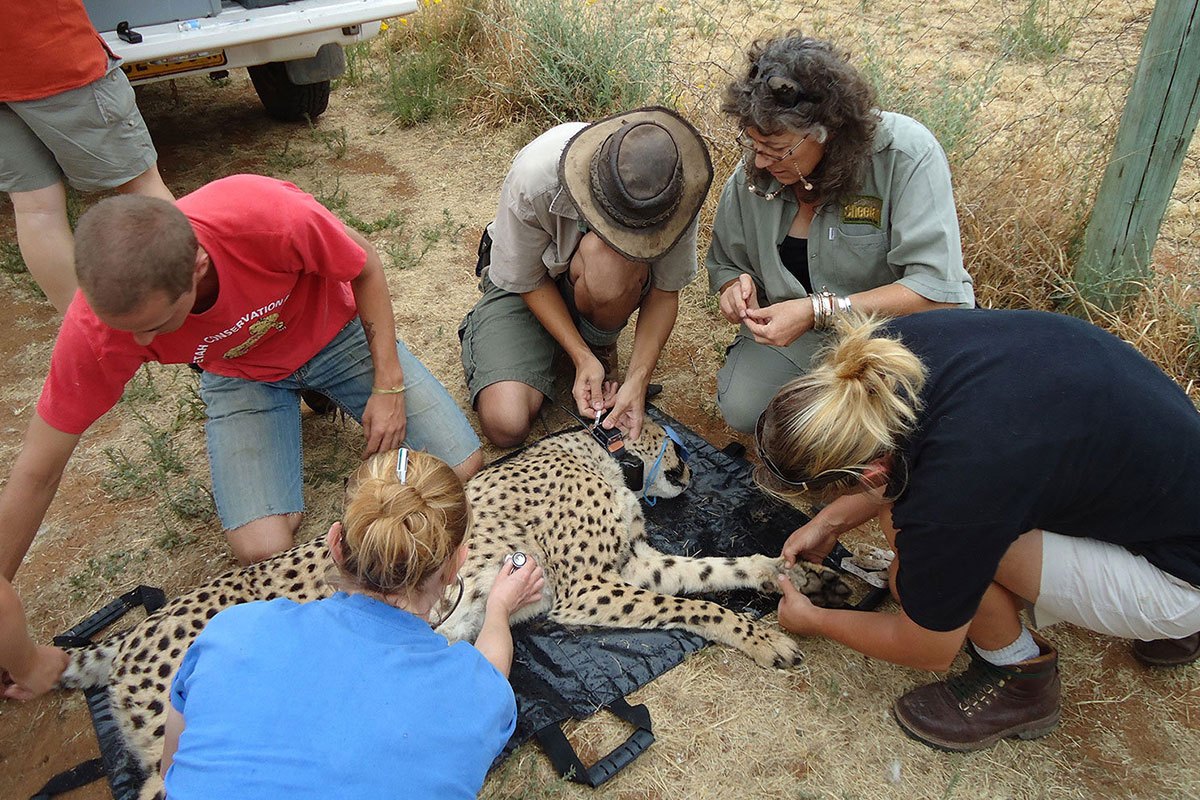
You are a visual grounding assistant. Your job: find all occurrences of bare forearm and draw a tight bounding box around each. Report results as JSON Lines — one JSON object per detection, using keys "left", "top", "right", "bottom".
{"left": 0, "top": 578, "right": 37, "bottom": 675}
{"left": 347, "top": 230, "right": 403, "bottom": 388}
{"left": 808, "top": 606, "right": 963, "bottom": 671}
{"left": 0, "top": 477, "right": 62, "bottom": 580}
{"left": 473, "top": 605, "right": 515, "bottom": 677}
{"left": 811, "top": 493, "right": 888, "bottom": 541}
{"left": 847, "top": 283, "right": 954, "bottom": 316}
{"left": 626, "top": 288, "right": 677, "bottom": 388}
{"left": 522, "top": 282, "right": 592, "bottom": 366}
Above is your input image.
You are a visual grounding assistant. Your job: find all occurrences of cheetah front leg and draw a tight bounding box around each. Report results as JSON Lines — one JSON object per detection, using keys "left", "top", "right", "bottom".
{"left": 552, "top": 579, "right": 802, "bottom": 669}
{"left": 623, "top": 542, "right": 852, "bottom": 608}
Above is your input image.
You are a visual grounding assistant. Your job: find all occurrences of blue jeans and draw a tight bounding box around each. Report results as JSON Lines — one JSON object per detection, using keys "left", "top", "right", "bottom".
{"left": 201, "top": 322, "right": 480, "bottom": 530}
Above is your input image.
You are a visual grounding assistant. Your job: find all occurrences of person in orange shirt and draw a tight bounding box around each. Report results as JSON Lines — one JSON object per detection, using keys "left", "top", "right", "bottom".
{"left": 0, "top": 0, "right": 173, "bottom": 313}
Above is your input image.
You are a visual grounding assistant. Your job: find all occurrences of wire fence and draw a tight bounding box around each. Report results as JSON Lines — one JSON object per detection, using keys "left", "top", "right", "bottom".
{"left": 665, "top": 0, "right": 1198, "bottom": 388}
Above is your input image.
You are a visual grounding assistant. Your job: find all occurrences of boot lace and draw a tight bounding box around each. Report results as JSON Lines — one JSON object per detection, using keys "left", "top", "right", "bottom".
{"left": 946, "top": 656, "right": 1010, "bottom": 711}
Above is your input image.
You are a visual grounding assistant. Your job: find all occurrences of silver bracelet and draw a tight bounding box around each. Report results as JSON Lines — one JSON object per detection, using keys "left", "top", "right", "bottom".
{"left": 810, "top": 291, "right": 852, "bottom": 332}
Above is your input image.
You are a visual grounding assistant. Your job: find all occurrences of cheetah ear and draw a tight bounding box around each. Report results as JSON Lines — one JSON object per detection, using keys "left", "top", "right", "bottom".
{"left": 327, "top": 522, "right": 347, "bottom": 567}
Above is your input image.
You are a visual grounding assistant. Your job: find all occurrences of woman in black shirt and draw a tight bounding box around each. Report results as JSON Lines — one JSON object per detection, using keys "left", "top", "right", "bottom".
{"left": 755, "top": 308, "right": 1200, "bottom": 751}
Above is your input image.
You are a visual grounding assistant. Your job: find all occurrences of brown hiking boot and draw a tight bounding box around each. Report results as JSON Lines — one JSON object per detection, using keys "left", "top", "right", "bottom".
{"left": 893, "top": 631, "right": 1061, "bottom": 752}
{"left": 1132, "top": 633, "right": 1200, "bottom": 667}
{"left": 590, "top": 342, "right": 619, "bottom": 382}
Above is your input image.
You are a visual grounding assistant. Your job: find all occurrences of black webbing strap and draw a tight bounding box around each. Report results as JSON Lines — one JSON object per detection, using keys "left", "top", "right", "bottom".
{"left": 36, "top": 585, "right": 168, "bottom": 799}
{"left": 533, "top": 696, "right": 655, "bottom": 787}
{"left": 29, "top": 757, "right": 107, "bottom": 800}
{"left": 52, "top": 585, "right": 167, "bottom": 648}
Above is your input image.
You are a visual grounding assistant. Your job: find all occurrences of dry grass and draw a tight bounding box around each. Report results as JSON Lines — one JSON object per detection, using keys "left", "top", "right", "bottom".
{"left": 1, "top": 0, "right": 1199, "bottom": 797}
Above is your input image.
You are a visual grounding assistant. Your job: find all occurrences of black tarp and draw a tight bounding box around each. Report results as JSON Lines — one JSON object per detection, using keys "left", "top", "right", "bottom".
{"left": 44, "top": 406, "right": 872, "bottom": 798}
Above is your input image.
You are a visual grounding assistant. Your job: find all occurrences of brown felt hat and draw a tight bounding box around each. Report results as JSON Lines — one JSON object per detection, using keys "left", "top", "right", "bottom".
{"left": 558, "top": 107, "right": 713, "bottom": 263}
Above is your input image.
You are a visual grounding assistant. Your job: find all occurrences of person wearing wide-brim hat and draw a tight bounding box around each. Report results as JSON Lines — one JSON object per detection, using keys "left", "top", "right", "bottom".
{"left": 459, "top": 106, "right": 713, "bottom": 447}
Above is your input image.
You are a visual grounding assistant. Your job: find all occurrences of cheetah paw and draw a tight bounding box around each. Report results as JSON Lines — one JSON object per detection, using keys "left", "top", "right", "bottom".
{"left": 783, "top": 562, "right": 852, "bottom": 609}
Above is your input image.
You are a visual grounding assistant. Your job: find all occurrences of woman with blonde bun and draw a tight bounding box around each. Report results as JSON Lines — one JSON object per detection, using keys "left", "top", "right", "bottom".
{"left": 756, "top": 308, "right": 1200, "bottom": 753}
{"left": 159, "top": 449, "right": 545, "bottom": 799}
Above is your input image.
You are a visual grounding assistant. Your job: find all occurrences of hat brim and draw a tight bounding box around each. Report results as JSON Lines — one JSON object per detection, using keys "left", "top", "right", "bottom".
{"left": 558, "top": 107, "right": 714, "bottom": 263}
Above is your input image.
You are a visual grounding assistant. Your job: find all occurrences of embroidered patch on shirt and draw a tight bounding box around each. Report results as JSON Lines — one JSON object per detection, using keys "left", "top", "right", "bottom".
{"left": 841, "top": 195, "right": 883, "bottom": 227}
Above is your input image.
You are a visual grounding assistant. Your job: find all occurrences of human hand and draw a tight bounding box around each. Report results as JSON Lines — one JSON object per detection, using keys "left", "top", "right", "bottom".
{"left": 601, "top": 380, "right": 646, "bottom": 440}
{"left": 486, "top": 554, "right": 546, "bottom": 619}
{"left": 775, "top": 573, "right": 823, "bottom": 636}
{"left": 2, "top": 645, "right": 69, "bottom": 701}
{"left": 572, "top": 355, "right": 609, "bottom": 418}
{"left": 361, "top": 391, "right": 407, "bottom": 458}
{"left": 718, "top": 274, "right": 761, "bottom": 324}
{"left": 781, "top": 521, "right": 838, "bottom": 569}
{"left": 743, "top": 299, "right": 814, "bottom": 347}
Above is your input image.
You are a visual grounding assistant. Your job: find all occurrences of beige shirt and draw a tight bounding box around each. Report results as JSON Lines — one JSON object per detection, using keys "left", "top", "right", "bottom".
{"left": 486, "top": 122, "right": 698, "bottom": 295}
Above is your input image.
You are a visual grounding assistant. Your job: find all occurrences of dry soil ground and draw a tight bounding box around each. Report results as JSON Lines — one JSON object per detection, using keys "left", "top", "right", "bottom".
{"left": 1, "top": 0, "right": 1199, "bottom": 798}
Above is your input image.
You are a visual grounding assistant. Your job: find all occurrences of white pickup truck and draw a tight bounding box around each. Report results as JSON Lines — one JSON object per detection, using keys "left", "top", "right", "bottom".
{"left": 84, "top": 0, "right": 417, "bottom": 121}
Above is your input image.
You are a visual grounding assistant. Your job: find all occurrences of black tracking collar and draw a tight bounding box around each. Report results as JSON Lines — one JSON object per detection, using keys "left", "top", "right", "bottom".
{"left": 558, "top": 403, "right": 645, "bottom": 492}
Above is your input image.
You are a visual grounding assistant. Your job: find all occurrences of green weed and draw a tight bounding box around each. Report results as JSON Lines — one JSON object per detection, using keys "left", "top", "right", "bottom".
{"left": 382, "top": 44, "right": 457, "bottom": 126}
{"left": 857, "top": 39, "right": 996, "bottom": 160}
{"left": 0, "top": 240, "right": 25, "bottom": 275}
{"left": 472, "top": 0, "right": 675, "bottom": 124}
{"left": 265, "top": 138, "right": 315, "bottom": 173}
{"left": 68, "top": 549, "right": 143, "bottom": 602}
{"left": 340, "top": 41, "right": 374, "bottom": 87}
{"left": 997, "top": 0, "right": 1076, "bottom": 60}
{"left": 345, "top": 210, "right": 402, "bottom": 234}
{"left": 421, "top": 208, "right": 465, "bottom": 246}
{"left": 309, "top": 123, "right": 349, "bottom": 159}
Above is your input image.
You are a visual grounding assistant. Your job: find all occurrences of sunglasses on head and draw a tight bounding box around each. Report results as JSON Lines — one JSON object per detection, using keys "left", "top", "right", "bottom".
{"left": 748, "top": 63, "right": 822, "bottom": 108}
{"left": 753, "top": 411, "right": 854, "bottom": 492}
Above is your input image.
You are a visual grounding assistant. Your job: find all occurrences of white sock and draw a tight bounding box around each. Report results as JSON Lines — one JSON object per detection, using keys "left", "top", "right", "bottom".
{"left": 974, "top": 627, "right": 1040, "bottom": 666}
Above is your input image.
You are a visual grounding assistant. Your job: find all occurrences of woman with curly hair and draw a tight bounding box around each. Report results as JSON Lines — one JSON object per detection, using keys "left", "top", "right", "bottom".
{"left": 708, "top": 31, "right": 975, "bottom": 431}
{"left": 756, "top": 309, "right": 1200, "bottom": 752}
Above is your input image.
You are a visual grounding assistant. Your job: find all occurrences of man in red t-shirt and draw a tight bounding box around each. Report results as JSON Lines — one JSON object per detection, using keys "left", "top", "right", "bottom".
{"left": 0, "top": 175, "right": 482, "bottom": 583}
{"left": 0, "top": 0, "right": 173, "bottom": 313}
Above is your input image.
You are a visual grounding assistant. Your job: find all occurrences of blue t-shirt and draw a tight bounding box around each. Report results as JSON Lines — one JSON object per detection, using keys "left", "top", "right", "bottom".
{"left": 885, "top": 309, "right": 1200, "bottom": 632}
{"left": 166, "top": 592, "right": 516, "bottom": 799}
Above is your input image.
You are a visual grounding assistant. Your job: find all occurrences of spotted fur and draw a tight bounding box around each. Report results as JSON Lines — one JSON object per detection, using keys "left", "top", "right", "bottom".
{"left": 58, "top": 421, "right": 849, "bottom": 799}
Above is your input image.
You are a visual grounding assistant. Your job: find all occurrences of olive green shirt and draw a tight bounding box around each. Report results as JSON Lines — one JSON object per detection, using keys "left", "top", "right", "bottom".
{"left": 706, "top": 111, "right": 974, "bottom": 310}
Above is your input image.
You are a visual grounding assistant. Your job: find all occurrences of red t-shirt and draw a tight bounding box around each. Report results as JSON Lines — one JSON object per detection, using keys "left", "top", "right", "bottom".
{"left": 38, "top": 175, "right": 366, "bottom": 435}
{"left": 0, "top": 0, "right": 112, "bottom": 102}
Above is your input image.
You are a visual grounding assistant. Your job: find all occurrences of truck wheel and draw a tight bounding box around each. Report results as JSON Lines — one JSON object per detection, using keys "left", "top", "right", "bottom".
{"left": 247, "top": 62, "right": 331, "bottom": 122}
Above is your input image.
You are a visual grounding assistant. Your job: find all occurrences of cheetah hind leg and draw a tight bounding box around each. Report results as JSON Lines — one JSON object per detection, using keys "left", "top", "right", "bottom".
{"left": 551, "top": 579, "right": 802, "bottom": 669}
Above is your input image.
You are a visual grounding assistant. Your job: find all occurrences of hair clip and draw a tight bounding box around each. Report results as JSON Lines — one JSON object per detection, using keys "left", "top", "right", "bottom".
{"left": 396, "top": 448, "right": 409, "bottom": 484}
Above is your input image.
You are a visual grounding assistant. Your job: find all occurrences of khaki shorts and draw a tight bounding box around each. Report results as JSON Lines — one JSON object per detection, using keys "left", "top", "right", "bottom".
{"left": 1032, "top": 531, "right": 1200, "bottom": 640}
{"left": 0, "top": 60, "right": 157, "bottom": 194}
{"left": 458, "top": 271, "right": 635, "bottom": 406}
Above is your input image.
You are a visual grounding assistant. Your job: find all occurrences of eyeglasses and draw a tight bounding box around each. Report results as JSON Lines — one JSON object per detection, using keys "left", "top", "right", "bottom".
{"left": 736, "top": 129, "right": 808, "bottom": 166}
{"left": 753, "top": 410, "right": 855, "bottom": 492}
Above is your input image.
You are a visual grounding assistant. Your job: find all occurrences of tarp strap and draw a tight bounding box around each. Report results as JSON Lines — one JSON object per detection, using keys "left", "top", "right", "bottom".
{"left": 29, "top": 757, "right": 106, "bottom": 800}
{"left": 534, "top": 696, "right": 655, "bottom": 787}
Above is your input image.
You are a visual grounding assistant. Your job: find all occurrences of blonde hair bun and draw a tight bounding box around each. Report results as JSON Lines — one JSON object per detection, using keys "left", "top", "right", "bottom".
{"left": 339, "top": 450, "right": 468, "bottom": 597}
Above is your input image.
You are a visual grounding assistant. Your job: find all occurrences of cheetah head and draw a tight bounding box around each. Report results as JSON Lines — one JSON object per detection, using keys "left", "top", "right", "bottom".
{"left": 625, "top": 420, "right": 691, "bottom": 499}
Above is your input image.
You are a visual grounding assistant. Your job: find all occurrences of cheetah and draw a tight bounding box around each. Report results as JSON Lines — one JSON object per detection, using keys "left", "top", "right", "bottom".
{"left": 59, "top": 420, "right": 849, "bottom": 799}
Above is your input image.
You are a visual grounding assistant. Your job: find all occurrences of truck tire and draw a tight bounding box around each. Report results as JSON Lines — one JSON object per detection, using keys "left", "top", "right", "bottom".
{"left": 247, "top": 61, "right": 331, "bottom": 122}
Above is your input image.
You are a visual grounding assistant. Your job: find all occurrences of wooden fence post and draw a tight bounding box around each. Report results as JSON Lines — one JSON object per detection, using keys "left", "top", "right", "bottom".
{"left": 1075, "top": 0, "right": 1200, "bottom": 310}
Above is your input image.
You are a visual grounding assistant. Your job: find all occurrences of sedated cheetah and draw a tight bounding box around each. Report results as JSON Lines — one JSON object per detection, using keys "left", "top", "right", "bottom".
{"left": 59, "top": 420, "right": 849, "bottom": 799}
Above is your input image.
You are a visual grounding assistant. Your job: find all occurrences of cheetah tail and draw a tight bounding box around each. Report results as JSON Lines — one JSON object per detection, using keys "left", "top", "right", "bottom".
{"left": 57, "top": 642, "right": 117, "bottom": 690}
